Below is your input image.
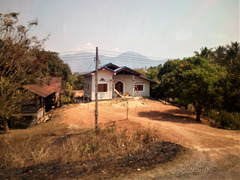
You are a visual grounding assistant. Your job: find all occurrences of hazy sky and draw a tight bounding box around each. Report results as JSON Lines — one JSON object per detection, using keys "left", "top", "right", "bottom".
{"left": 0, "top": 0, "right": 239, "bottom": 59}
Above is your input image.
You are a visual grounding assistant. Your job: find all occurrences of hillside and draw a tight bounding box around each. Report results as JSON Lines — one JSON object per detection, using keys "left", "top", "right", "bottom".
{"left": 60, "top": 51, "right": 168, "bottom": 73}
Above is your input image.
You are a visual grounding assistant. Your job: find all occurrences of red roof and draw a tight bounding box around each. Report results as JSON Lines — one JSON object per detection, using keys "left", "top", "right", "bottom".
{"left": 23, "top": 77, "right": 62, "bottom": 98}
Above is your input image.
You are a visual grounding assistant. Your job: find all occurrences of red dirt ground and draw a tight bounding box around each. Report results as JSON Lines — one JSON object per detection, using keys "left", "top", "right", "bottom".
{"left": 57, "top": 99, "right": 240, "bottom": 179}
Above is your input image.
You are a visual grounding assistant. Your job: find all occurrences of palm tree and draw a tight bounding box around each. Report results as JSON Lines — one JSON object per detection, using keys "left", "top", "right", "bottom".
{"left": 213, "top": 46, "right": 227, "bottom": 66}
{"left": 226, "top": 41, "right": 240, "bottom": 67}
{"left": 194, "top": 47, "right": 213, "bottom": 60}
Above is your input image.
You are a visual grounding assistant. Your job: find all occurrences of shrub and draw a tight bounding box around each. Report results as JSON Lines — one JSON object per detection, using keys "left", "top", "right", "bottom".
{"left": 209, "top": 111, "right": 240, "bottom": 130}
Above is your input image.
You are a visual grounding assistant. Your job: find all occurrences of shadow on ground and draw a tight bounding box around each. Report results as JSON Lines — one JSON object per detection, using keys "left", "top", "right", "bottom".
{"left": 138, "top": 109, "right": 198, "bottom": 124}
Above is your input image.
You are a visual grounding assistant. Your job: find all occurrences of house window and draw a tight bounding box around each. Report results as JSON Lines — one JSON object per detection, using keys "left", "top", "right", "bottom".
{"left": 134, "top": 84, "right": 144, "bottom": 92}
{"left": 98, "top": 84, "right": 108, "bottom": 92}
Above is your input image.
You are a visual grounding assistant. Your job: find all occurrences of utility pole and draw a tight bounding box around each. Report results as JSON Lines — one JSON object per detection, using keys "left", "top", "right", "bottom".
{"left": 95, "top": 47, "right": 98, "bottom": 133}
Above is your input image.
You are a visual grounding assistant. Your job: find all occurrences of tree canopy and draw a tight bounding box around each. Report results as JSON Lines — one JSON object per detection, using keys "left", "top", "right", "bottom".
{"left": 143, "top": 41, "right": 239, "bottom": 125}
{"left": 159, "top": 57, "right": 226, "bottom": 121}
{"left": 0, "top": 13, "right": 72, "bottom": 132}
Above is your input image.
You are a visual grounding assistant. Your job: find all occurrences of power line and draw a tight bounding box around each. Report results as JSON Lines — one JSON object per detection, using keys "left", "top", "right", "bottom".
{"left": 63, "top": 58, "right": 164, "bottom": 65}
{"left": 100, "top": 50, "right": 166, "bottom": 60}
{"left": 58, "top": 49, "right": 96, "bottom": 54}
{"left": 57, "top": 49, "right": 168, "bottom": 60}
{"left": 61, "top": 57, "right": 165, "bottom": 65}
{"left": 99, "top": 58, "right": 162, "bottom": 64}
{"left": 61, "top": 54, "right": 167, "bottom": 62}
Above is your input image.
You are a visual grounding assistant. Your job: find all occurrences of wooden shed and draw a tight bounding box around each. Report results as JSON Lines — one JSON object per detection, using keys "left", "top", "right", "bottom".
{"left": 20, "top": 77, "right": 62, "bottom": 126}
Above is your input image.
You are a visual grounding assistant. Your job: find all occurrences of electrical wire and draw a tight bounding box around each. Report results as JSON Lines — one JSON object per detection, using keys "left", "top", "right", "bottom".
{"left": 60, "top": 54, "right": 166, "bottom": 63}
{"left": 58, "top": 49, "right": 168, "bottom": 60}
{"left": 58, "top": 49, "right": 168, "bottom": 72}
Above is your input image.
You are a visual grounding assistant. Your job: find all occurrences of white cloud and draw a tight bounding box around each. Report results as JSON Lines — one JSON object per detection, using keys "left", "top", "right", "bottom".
{"left": 74, "top": 42, "right": 95, "bottom": 51}
{"left": 113, "top": 48, "right": 120, "bottom": 52}
{"left": 83, "top": 42, "right": 95, "bottom": 50}
{"left": 74, "top": 46, "right": 82, "bottom": 51}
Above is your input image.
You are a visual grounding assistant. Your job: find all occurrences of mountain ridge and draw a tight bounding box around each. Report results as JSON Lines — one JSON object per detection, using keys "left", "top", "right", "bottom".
{"left": 60, "top": 51, "right": 169, "bottom": 73}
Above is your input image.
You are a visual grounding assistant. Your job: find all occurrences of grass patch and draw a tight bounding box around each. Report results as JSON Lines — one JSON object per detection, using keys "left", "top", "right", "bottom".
{"left": 0, "top": 120, "right": 184, "bottom": 179}
{"left": 0, "top": 124, "right": 158, "bottom": 168}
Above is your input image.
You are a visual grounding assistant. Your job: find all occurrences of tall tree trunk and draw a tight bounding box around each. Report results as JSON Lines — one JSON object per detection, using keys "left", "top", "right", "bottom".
{"left": 3, "top": 119, "right": 9, "bottom": 133}
{"left": 196, "top": 109, "right": 201, "bottom": 122}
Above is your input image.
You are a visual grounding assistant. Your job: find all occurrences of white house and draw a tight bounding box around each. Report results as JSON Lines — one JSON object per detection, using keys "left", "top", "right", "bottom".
{"left": 84, "top": 63, "right": 155, "bottom": 100}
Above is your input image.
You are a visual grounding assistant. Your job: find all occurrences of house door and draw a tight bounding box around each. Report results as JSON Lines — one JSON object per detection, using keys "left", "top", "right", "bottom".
{"left": 115, "top": 81, "right": 123, "bottom": 94}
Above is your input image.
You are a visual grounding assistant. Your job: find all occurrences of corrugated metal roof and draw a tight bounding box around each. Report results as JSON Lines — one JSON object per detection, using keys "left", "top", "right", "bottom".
{"left": 83, "top": 63, "right": 156, "bottom": 83}
{"left": 114, "top": 66, "right": 142, "bottom": 75}
{"left": 23, "top": 77, "right": 62, "bottom": 98}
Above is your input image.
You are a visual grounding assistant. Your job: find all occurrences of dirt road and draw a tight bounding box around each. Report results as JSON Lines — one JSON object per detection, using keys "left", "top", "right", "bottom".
{"left": 58, "top": 99, "right": 240, "bottom": 179}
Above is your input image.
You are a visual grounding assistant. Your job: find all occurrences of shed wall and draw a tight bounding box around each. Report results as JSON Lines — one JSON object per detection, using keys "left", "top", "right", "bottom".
{"left": 84, "top": 75, "right": 92, "bottom": 99}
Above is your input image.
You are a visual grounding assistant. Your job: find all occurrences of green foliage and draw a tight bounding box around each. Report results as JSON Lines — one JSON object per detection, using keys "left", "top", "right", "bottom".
{"left": 134, "top": 67, "right": 147, "bottom": 77}
{"left": 0, "top": 13, "right": 72, "bottom": 131}
{"left": 0, "top": 77, "right": 22, "bottom": 119}
{"left": 135, "top": 65, "right": 162, "bottom": 82}
{"left": 179, "top": 57, "right": 226, "bottom": 110}
{"left": 146, "top": 65, "right": 162, "bottom": 82}
{"left": 195, "top": 41, "right": 240, "bottom": 112}
{"left": 61, "top": 82, "right": 73, "bottom": 104}
{"left": 157, "top": 57, "right": 226, "bottom": 121}
{"left": 33, "top": 50, "right": 72, "bottom": 82}
{"left": 194, "top": 47, "right": 213, "bottom": 60}
{"left": 209, "top": 111, "right": 240, "bottom": 130}
{"left": 154, "top": 41, "right": 239, "bottom": 125}
{"left": 61, "top": 96, "right": 73, "bottom": 104}
{"left": 70, "top": 72, "right": 84, "bottom": 90}
{"left": 158, "top": 59, "right": 182, "bottom": 98}
{"left": 0, "top": 12, "right": 44, "bottom": 131}
{"left": 134, "top": 65, "right": 162, "bottom": 98}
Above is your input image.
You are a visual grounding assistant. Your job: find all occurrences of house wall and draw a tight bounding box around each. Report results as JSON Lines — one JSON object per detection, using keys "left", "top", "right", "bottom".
{"left": 134, "top": 76, "right": 150, "bottom": 97}
{"left": 113, "top": 75, "right": 134, "bottom": 97}
{"left": 84, "top": 71, "right": 151, "bottom": 100}
{"left": 91, "top": 70, "right": 113, "bottom": 100}
{"left": 113, "top": 75, "right": 150, "bottom": 97}
{"left": 84, "top": 75, "right": 92, "bottom": 99}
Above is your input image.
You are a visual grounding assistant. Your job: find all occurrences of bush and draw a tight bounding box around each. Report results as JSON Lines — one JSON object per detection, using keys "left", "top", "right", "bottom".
{"left": 61, "top": 82, "right": 74, "bottom": 104}
{"left": 61, "top": 95, "right": 73, "bottom": 104}
{"left": 209, "top": 111, "right": 240, "bottom": 130}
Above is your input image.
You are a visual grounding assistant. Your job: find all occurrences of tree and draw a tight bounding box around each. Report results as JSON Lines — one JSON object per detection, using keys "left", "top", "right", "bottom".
{"left": 194, "top": 47, "right": 213, "bottom": 60}
{"left": 71, "top": 72, "right": 84, "bottom": 90}
{"left": 213, "top": 46, "right": 227, "bottom": 66}
{"left": 146, "top": 65, "right": 162, "bottom": 82}
{"left": 223, "top": 42, "right": 240, "bottom": 112}
{"left": 158, "top": 57, "right": 226, "bottom": 121}
{"left": 178, "top": 57, "right": 226, "bottom": 121}
{"left": 194, "top": 42, "right": 240, "bottom": 113}
{"left": 33, "top": 50, "right": 72, "bottom": 82}
{"left": 134, "top": 67, "right": 147, "bottom": 77}
{"left": 0, "top": 13, "right": 45, "bottom": 132}
{"left": 157, "top": 59, "right": 182, "bottom": 99}
{"left": 226, "top": 41, "right": 240, "bottom": 67}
